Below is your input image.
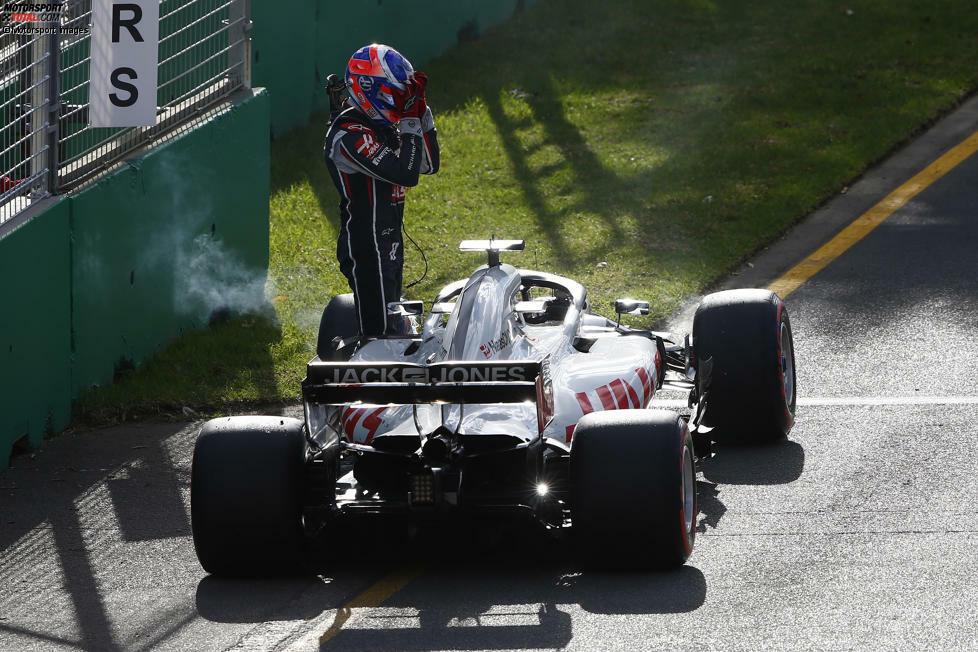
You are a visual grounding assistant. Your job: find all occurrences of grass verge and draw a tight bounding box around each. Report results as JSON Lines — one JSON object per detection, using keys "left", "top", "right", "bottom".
{"left": 76, "top": 0, "right": 978, "bottom": 423}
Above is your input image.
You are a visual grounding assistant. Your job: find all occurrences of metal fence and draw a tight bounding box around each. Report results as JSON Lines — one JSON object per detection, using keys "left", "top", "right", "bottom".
{"left": 0, "top": 28, "right": 55, "bottom": 226}
{"left": 0, "top": 0, "right": 251, "bottom": 228}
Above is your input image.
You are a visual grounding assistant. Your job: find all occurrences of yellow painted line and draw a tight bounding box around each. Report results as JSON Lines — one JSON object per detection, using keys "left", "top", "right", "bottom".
{"left": 287, "top": 565, "right": 425, "bottom": 650}
{"left": 768, "top": 130, "right": 978, "bottom": 298}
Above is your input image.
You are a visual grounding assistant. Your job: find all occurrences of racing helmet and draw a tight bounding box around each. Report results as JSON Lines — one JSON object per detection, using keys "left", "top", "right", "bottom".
{"left": 345, "top": 44, "right": 415, "bottom": 127}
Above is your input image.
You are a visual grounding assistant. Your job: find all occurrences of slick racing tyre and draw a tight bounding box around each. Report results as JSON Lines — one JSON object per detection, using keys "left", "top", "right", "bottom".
{"left": 570, "top": 410, "right": 696, "bottom": 569}
{"left": 692, "top": 289, "right": 796, "bottom": 442}
{"left": 316, "top": 293, "right": 358, "bottom": 360}
{"left": 191, "top": 416, "right": 306, "bottom": 576}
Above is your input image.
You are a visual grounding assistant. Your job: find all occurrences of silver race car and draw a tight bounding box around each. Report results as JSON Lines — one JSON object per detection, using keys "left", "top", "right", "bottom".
{"left": 191, "top": 239, "right": 797, "bottom": 575}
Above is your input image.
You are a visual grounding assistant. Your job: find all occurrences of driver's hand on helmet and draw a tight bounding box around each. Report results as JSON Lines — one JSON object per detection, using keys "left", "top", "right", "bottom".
{"left": 412, "top": 72, "right": 428, "bottom": 101}
{"left": 401, "top": 72, "right": 432, "bottom": 127}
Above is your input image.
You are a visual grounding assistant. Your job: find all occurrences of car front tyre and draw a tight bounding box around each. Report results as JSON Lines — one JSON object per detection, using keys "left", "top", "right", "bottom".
{"left": 693, "top": 289, "right": 797, "bottom": 442}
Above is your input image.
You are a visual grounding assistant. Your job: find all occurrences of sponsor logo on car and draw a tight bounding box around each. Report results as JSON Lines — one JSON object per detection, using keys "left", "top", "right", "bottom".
{"left": 480, "top": 331, "right": 511, "bottom": 358}
{"left": 314, "top": 363, "right": 534, "bottom": 385}
{"left": 341, "top": 406, "right": 386, "bottom": 444}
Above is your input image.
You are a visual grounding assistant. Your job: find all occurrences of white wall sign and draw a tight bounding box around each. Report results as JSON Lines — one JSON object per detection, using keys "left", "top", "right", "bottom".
{"left": 89, "top": 0, "right": 160, "bottom": 127}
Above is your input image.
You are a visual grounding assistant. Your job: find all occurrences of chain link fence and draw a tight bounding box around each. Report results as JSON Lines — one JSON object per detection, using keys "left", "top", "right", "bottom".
{"left": 0, "top": 0, "right": 250, "bottom": 228}
{"left": 0, "top": 28, "right": 56, "bottom": 225}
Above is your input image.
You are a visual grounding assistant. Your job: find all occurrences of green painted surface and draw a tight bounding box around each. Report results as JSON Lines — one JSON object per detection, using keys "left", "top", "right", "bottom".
{"left": 0, "top": 89, "right": 270, "bottom": 469}
{"left": 254, "top": 0, "right": 530, "bottom": 135}
{"left": 251, "top": 0, "right": 319, "bottom": 138}
{"left": 70, "top": 89, "right": 271, "bottom": 398}
{"left": 0, "top": 200, "right": 72, "bottom": 466}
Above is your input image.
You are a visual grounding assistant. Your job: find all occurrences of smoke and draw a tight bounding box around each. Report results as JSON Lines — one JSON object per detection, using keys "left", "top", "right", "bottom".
{"left": 148, "top": 156, "right": 272, "bottom": 325}
{"left": 174, "top": 232, "right": 270, "bottom": 323}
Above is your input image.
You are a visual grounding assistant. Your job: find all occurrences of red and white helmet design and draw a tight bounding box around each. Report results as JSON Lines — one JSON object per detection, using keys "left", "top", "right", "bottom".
{"left": 345, "top": 43, "right": 415, "bottom": 127}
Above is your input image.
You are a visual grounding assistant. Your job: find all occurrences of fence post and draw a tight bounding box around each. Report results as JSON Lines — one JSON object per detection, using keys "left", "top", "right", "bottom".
{"left": 46, "top": 31, "right": 60, "bottom": 194}
{"left": 228, "top": 0, "right": 252, "bottom": 91}
{"left": 28, "top": 33, "right": 54, "bottom": 200}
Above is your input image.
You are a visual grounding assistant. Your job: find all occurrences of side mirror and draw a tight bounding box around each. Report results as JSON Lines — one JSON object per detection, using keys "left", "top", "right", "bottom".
{"left": 430, "top": 301, "right": 456, "bottom": 314}
{"left": 613, "top": 299, "right": 650, "bottom": 316}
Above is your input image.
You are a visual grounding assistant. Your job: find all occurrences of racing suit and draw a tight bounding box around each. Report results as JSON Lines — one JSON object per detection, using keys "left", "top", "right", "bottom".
{"left": 324, "top": 106, "right": 439, "bottom": 335}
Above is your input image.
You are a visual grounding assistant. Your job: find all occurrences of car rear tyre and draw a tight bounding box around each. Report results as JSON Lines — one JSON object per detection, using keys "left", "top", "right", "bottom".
{"left": 191, "top": 416, "right": 306, "bottom": 576}
{"left": 570, "top": 410, "right": 696, "bottom": 569}
{"left": 693, "top": 289, "right": 796, "bottom": 442}
{"left": 316, "top": 293, "right": 358, "bottom": 360}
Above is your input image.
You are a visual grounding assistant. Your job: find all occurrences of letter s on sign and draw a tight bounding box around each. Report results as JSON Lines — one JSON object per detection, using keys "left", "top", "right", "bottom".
{"left": 109, "top": 67, "right": 138, "bottom": 107}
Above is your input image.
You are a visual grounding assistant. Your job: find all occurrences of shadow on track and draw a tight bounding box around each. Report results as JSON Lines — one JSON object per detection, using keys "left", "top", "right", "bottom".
{"left": 192, "top": 519, "right": 707, "bottom": 650}
{"left": 320, "top": 522, "right": 706, "bottom": 650}
{"left": 0, "top": 424, "right": 198, "bottom": 651}
{"left": 316, "top": 547, "right": 706, "bottom": 651}
{"left": 701, "top": 439, "right": 806, "bottom": 485}
{"left": 195, "top": 576, "right": 327, "bottom": 623}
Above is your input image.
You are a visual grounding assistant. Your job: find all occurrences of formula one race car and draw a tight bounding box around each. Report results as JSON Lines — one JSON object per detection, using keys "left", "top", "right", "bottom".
{"left": 191, "top": 240, "right": 796, "bottom": 575}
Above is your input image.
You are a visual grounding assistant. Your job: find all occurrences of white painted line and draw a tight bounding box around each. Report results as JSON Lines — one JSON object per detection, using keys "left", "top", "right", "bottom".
{"left": 798, "top": 396, "right": 978, "bottom": 406}
{"left": 653, "top": 396, "right": 978, "bottom": 408}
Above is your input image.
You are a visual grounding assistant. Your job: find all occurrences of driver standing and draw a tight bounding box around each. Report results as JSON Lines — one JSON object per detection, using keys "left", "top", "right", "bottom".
{"left": 323, "top": 44, "right": 440, "bottom": 336}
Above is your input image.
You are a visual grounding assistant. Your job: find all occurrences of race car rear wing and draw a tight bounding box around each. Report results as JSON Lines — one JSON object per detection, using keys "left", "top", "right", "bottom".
{"left": 303, "top": 358, "right": 549, "bottom": 405}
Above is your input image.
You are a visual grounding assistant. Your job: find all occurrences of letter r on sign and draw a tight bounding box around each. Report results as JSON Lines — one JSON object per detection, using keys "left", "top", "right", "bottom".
{"left": 112, "top": 3, "right": 144, "bottom": 42}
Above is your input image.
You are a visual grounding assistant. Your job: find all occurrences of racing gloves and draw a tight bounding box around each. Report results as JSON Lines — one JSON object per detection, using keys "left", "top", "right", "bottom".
{"left": 400, "top": 71, "right": 433, "bottom": 136}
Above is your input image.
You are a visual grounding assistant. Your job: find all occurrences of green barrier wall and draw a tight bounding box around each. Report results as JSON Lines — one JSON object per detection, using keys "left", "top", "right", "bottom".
{"left": 70, "top": 90, "right": 270, "bottom": 395}
{"left": 253, "top": 0, "right": 526, "bottom": 136}
{"left": 0, "top": 200, "right": 73, "bottom": 460}
{"left": 0, "top": 89, "right": 270, "bottom": 468}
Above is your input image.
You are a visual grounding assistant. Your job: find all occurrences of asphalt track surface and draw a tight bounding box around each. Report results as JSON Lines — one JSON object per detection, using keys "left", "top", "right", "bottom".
{"left": 3, "top": 96, "right": 978, "bottom": 650}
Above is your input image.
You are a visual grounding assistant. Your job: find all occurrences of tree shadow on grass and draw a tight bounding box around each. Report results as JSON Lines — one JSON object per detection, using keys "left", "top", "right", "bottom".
{"left": 265, "top": 0, "right": 978, "bottom": 321}
{"left": 408, "top": 0, "right": 978, "bottom": 289}
{"left": 479, "top": 74, "right": 632, "bottom": 270}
